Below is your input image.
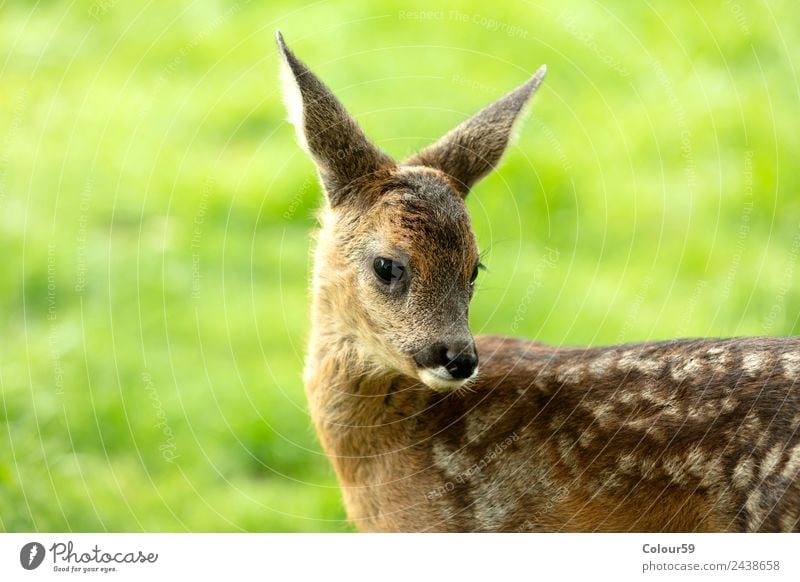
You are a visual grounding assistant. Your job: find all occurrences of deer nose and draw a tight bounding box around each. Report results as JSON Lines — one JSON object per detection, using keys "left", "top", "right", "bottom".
{"left": 441, "top": 345, "right": 478, "bottom": 379}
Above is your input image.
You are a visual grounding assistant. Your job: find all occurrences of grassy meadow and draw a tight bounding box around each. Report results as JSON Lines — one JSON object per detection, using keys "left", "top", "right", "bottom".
{"left": 1, "top": 0, "right": 799, "bottom": 531}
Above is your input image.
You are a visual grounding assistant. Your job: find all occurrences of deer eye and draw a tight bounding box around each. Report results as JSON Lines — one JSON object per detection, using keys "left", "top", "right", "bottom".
{"left": 373, "top": 257, "right": 404, "bottom": 285}
{"left": 470, "top": 262, "right": 484, "bottom": 286}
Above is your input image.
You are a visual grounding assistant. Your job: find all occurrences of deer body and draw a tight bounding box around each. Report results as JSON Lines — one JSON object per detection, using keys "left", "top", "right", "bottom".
{"left": 307, "top": 331, "right": 800, "bottom": 532}
{"left": 278, "top": 32, "right": 800, "bottom": 532}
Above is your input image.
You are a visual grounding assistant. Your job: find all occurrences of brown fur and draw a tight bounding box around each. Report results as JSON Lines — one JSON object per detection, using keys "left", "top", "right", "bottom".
{"left": 305, "top": 336, "right": 800, "bottom": 531}
{"left": 276, "top": 32, "right": 800, "bottom": 532}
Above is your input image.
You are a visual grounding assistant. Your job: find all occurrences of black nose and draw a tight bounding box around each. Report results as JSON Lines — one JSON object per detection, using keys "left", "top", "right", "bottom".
{"left": 441, "top": 346, "right": 478, "bottom": 379}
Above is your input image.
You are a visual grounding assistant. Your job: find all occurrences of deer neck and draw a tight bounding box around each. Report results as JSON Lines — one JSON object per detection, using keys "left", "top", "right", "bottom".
{"left": 303, "top": 217, "right": 420, "bottom": 461}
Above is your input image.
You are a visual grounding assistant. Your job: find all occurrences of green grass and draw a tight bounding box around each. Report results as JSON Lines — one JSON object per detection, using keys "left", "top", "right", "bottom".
{"left": 1, "top": 0, "right": 799, "bottom": 531}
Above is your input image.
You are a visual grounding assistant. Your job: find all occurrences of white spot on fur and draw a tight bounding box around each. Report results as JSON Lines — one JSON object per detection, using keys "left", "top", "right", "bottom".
{"left": 720, "top": 394, "right": 738, "bottom": 413}
{"left": 639, "top": 456, "right": 658, "bottom": 479}
{"left": 616, "top": 453, "right": 657, "bottom": 479}
{"left": 780, "top": 352, "right": 800, "bottom": 379}
{"left": 590, "top": 401, "right": 615, "bottom": 428}
{"left": 472, "top": 458, "right": 520, "bottom": 530}
{"left": 670, "top": 354, "right": 704, "bottom": 382}
{"left": 760, "top": 443, "right": 783, "bottom": 479}
{"left": 742, "top": 351, "right": 766, "bottom": 377}
{"left": 599, "top": 471, "right": 624, "bottom": 492}
{"left": 556, "top": 362, "right": 584, "bottom": 384}
{"left": 557, "top": 435, "right": 577, "bottom": 468}
{"left": 687, "top": 400, "right": 726, "bottom": 421}
{"left": 700, "top": 457, "right": 724, "bottom": 488}
{"left": 618, "top": 454, "right": 636, "bottom": 474}
{"left": 640, "top": 383, "right": 670, "bottom": 406}
{"left": 645, "top": 424, "right": 666, "bottom": 442}
{"left": 739, "top": 411, "right": 763, "bottom": 440}
{"left": 578, "top": 428, "right": 595, "bottom": 448}
{"left": 533, "top": 370, "right": 555, "bottom": 393}
{"left": 616, "top": 389, "right": 636, "bottom": 405}
{"left": 733, "top": 457, "right": 755, "bottom": 490}
{"left": 278, "top": 56, "right": 309, "bottom": 152}
{"left": 623, "top": 416, "right": 652, "bottom": 431}
{"left": 431, "top": 440, "right": 453, "bottom": 474}
{"left": 755, "top": 429, "right": 771, "bottom": 451}
{"left": 474, "top": 489, "right": 512, "bottom": 531}
{"left": 589, "top": 352, "right": 616, "bottom": 377}
{"left": 781, "top": 443, "right": 800, "bottom": 479}
{"left": 432, "top": 440, "right": 468, "bottom": 477}
{"left": 623, "top": 415, "right": 665, "bottom": 442}
{"left": 618, "top": 351, "right": 664, "bottom": 376}
{"left": 683, "top": 448, "right": 707, "bottom": 478}
{"left": 745, "top": 489, "right": 765, "bottom": 531}
{"left": 706, "top": 346, "right": 732, "bottom": 373}
{"left": 662, "top": 456, "right": 690, "bottom": 486}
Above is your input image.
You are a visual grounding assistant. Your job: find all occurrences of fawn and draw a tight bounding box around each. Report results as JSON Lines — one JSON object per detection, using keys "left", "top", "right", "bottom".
{"left": 276, "top": 32, "right": 800, "bottom": 532}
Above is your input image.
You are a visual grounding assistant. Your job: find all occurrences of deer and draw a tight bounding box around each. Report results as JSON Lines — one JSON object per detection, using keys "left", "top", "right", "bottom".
{"left": 275, "top": 31, "right": 800, "bottom": 532}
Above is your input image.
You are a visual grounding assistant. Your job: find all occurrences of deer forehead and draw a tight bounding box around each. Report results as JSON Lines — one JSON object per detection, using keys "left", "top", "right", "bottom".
{"left": 364, "top": 170, "right": 479, "bottom": 265}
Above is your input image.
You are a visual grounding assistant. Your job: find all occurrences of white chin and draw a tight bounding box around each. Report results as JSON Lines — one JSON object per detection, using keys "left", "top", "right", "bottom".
{"left": 418, "top": 367, "right": 478, "bottom": 392}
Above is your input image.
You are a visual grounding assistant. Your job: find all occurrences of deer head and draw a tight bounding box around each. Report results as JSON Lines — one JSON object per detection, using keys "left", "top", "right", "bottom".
{"left": 277, "top": 32, "right": 546, "bottom": 391}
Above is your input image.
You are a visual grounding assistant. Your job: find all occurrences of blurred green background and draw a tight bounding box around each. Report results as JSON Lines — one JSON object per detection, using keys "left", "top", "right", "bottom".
{"left": 1, "top": 0, "right": 798, "bottom": 531}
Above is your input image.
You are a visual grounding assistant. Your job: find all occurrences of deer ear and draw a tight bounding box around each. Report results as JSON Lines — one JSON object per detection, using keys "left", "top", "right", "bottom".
{"left": 276, "top": 31, "right": 394, "bottom": 206}
{"left": 405, "top": 66, "right": 547, "bottom": 196}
